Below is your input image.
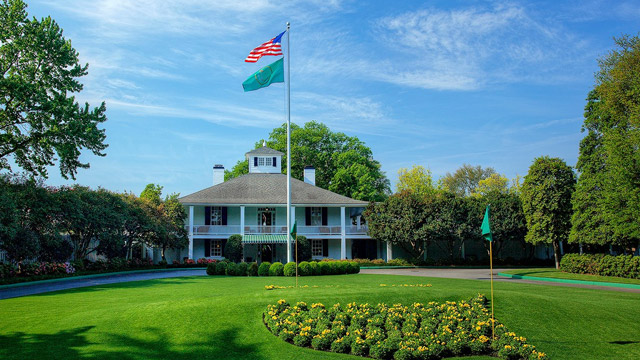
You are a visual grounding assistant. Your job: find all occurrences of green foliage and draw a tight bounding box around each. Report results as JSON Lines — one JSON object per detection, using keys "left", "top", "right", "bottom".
{"left": 298, "top": 261, "right": 311, "bottom": 276}
{"left": 471, "top": 173, "right": 509, "bottom": 198}
{"left": 318, "top": 261, "right": 331, "bottom": 275}
{"left": 477, "top": 191, "right": 528, "bottom": 260}
{"left": 439, "top": 164, "right": 496, "bottom": 197}
{"left": 521, "top": 156, "right": 575, "bottom": 268}
{"left": 247, "top": 262, "right": 259, "bottom": 276}
{"left": 225, "top": 121, "right": 390, "bottom": 201}
{"left": 294, "top": 236, "right": 311, "bottom": 262}
{"left": 269, "top": 262, "right": 284, "bottom": 276}
{"left": 225, "top": 262, "right": 238, "bottom": 276}
{"left": 224, "top": 235, "right": 243, "bottom": 263}
{"left": 224, "top": 159, "right": 248, "bottom": 181}
{"left": 396, "top": 165, "right": 435, "bottom": 196}
{"left": 0, "top": 0, "right": 107, "bottom": 179}
{"left": 206, "top": 262, "right": 216, "bottom": 275}
{"left": 571, "top": 35, "right": 640, "bottom": 250}
{"left": 283, "top": 262, "right": 297, "bottom": 277}
{"left": 560, "top": 253, "right": 640, "bottom": 279}
{"left": 258, "top": 262, "right": 271, "bottom": 276}
{"left": 309, "top": 261, "right": 319, "bottom": 275}
{"left": 236, "top": 262, "right": 248, "bottom": 276}
{"left": 215, "top": 261, "right": 227, "bottom": 275}
{"left": 139, "top": 184, "right": 163, "bottom": 207}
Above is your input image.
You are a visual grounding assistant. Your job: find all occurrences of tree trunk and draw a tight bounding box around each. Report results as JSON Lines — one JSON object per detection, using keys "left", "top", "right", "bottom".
{"left": 552, "top": 240, "right": 561, "bottom": 269}
{"left": 161, "top": 245, "right": 166, "bottom": 261}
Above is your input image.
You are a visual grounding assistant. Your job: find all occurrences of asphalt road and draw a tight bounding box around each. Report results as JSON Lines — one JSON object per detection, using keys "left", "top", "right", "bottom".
{"left": 0, "top": 269, "right": 207, "bottom": 300}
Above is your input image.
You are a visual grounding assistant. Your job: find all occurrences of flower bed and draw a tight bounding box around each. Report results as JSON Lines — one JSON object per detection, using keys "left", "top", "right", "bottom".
{"left": 264, "top": 295, "right": 547, "bottom": 360}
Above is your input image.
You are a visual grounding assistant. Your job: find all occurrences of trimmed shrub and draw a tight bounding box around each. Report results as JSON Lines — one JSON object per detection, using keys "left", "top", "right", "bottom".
{"left": 225, "top": 262, "right": 238, "bottom": 276}
{"left": 283, "top": 262, "right": 297, "bottom": 277}
{"left": 224, "top": 234, "right": 243, "bottom": 263}
{"left": 215, "top": 261, "right": 228, "bottom": 275}
{"left": 236, "top": 262, "right": 248, "bottom": 276}
{"left": 318, "top": 261, "right": 331, "bottom": 275}
{"left": 347, "top": 261, "right": 359, "bottom": 274}
{"left": 387, "top": 258, "right": 412, "bottom": 266}
{"left": 258, "top": 262, "right": 271, "bottom": 276}
{"left": 560, "top": 253, "right": 640, "bottom": 279}
{"left": 309, "top": 261, "right": 319, "bottom": 276}
{"left": 298, "top": 261, "right": 311, "bottom": 276}
{"left": 206, "top": 262, "right": 216, "bottom": 275}
{"left": 248, "top": 262, "right": 259, "bottom": 276}
{"left": 269, "top": 262, "right": 284, "bottom": 276}
{"left": 335, "top": 261, "right": 348, "bottom": 275}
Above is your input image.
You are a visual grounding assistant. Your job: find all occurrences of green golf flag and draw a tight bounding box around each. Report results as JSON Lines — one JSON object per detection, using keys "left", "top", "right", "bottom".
{"left": 481, "top": 205, "right": 493, "bottom": 242}
{"left": 242, "top": 58, "right": 284, "bottom": 92}
{"left": 290, "top": 220, "right": 297, "bottom": 241}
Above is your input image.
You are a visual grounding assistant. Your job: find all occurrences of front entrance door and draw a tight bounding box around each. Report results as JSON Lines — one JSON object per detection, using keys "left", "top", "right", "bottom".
{"left": 352, "top": 239, "right": 377, "bottom": 260}
{"left": 258, "top": 207, "right": 276, "bottom": 233}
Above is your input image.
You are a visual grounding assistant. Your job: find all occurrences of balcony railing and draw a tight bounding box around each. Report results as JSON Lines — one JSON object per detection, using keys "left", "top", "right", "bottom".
{"left": 187, "top": 225, "right": 368, "bottom": 236}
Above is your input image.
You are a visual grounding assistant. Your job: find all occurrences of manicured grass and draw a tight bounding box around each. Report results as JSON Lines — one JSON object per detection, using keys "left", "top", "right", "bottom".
{"left": 0, "top": 274, "right": 638, "bottom": 359}
{"left": 500, "top": 268, "right": 640, "bottom": 285}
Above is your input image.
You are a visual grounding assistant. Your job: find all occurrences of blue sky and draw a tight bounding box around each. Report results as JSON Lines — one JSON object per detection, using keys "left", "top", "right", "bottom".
{"left": 25, "top": 0, "right": 640, "bottom": 197}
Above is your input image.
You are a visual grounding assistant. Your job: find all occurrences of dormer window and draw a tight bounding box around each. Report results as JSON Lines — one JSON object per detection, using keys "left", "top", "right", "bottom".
{"left": 257, "top": 157, "right": 272, "bottom": 167}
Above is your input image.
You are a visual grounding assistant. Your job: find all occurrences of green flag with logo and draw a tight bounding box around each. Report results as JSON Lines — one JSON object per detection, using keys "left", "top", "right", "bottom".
{"left": 290, "top": 220, "right": 297, "bottom": 241}
{"left": 242, "top": 58, "right": 284, "bottom": 92}
{"left": 481, "top": 205, "right": 493, "bottom": 242}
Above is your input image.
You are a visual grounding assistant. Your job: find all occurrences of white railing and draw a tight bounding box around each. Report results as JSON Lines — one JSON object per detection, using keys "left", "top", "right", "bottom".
{"left": 187, "top": 224, "right": 369, "bottom": 236}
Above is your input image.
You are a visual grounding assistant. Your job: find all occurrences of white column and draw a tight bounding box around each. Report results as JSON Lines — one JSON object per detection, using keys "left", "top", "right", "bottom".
{"left": 386, "top": 241, "right": 392, "bottom": 261}
{"left": 240, "top": 206, "right": 245, "bottom": 236}
{"left": 188, "top": 206, "right": 194, "bottom": 260}
{"left": 291, "top": 206, "right": 296, "bottom": 228}
{"left": 340, "top": 207, "right": 346, "bottom": 260}
{"left": 356, "top": 215, "right": 361, "bottom": 230}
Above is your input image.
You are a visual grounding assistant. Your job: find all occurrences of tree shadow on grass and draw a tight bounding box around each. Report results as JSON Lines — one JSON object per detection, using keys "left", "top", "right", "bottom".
{"left": 0, "top": 325, "right": 268, "bottom": 360}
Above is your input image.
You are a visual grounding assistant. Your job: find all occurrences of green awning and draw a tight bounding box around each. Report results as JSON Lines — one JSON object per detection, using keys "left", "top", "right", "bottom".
{"left": 242, "top": 234, "right": 291, "bottom": 244}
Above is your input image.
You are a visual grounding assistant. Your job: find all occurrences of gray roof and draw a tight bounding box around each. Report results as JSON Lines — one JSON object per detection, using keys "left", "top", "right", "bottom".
{"left": 245, "top": 146, "right": 284, "bottom": 156}
{"left": 179, "top": 173, "right": 368, "bottom": 206}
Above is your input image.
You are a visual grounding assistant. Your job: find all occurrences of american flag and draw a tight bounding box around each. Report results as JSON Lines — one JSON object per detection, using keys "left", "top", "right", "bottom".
{"left": 245, "top": 31, "right": 285, "bottom": 63}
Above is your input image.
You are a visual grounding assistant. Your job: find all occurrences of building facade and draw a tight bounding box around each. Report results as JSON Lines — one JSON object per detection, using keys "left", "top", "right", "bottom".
{"left": 178, "top": 144, "right": 386, "bottom": 263}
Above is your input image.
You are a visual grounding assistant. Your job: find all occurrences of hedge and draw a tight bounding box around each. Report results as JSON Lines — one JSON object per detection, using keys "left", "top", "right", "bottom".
{"left": 560, "top": 253, "right": 640, "bottom": 279}
{"left": 204, "top": 260, "right": 361, "bottom": 277}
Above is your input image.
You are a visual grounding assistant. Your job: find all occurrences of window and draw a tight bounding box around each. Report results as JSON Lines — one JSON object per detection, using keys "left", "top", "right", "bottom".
{"left": 258, "top": 207, "right": 275, "bottom": 226}
{"left": 210, "top": 240, "right": 222, "bottom": 257}
{"left": 310, "top": 207, "right": 322, "bottom": 226}
{"left": 312, "top": 239, "right": 323, "bottom": 257}
{"left": 210, "top": 207, "right": 223, "bottom": 225}
{"left": 257, "top": 157, "right": 272, "bottom": 167}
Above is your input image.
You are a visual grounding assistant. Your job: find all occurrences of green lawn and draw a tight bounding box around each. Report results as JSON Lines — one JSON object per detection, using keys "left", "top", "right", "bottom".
{"left": 500, "top": 268, "right": 640, "bottom": 285}
{"left": 0, "top": 274, "right": 638, "bottom": 359}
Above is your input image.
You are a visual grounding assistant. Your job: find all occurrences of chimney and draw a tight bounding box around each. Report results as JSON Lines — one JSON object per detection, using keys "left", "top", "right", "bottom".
{"left": 213, "top": 164, "right": 224, "bottom": 186}
{"left": 304, "top": 166, "right": 315, "bottom": 186}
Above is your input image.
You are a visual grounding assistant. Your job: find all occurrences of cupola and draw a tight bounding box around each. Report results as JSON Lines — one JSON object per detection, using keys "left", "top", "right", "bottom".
{"left": 245, "top": 141, "right": 284, "bottom": 174}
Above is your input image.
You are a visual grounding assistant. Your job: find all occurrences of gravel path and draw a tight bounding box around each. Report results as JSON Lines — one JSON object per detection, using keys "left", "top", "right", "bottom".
{"left": 360, "top": 268, "right": 640, "bottom": 293}
{"left": 0, "top": 269, "right": 207, "bottom": 300}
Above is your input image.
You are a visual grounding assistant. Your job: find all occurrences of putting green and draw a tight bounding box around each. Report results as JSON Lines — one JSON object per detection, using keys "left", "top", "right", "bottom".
{"left": 0, "top": 274, "right": 638, "bottom": 359}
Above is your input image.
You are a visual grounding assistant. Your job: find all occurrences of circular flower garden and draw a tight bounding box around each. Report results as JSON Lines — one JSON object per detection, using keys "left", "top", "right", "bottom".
{"left": 264, "top": 295, "right": 547, "bottom": 360}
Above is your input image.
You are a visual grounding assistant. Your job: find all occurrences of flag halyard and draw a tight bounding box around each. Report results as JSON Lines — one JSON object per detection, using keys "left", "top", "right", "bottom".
{"left": 244, "top": 31, "right": 285, "bottom": 63}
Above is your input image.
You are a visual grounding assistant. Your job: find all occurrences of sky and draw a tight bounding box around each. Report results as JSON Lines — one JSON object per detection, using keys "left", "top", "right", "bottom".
{"left": 20, "top": 0, "right": 640, "bottom": 197}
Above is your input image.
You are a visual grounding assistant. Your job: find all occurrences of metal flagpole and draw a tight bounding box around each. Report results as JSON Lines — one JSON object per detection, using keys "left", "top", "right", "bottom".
{"left": 286, "top": 22, "right": 292, "bottom": 264}
{"left": 490, "top": 240, "right": 495, "bottom": 339}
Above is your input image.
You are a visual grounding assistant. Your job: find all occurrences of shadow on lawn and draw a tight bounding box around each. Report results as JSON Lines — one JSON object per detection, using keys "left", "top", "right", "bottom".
{"left": 0, "top": 325, "right": 268, "bottom": 360}
{"left": 25, "top": 277, "right": 204, "bottom": 298}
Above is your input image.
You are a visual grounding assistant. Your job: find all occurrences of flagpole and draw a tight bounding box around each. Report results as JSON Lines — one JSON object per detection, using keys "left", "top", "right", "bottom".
{"left": 490, "top": 239, "right": 495, "bottom": 339}
{"left": 286, "top": 22, "right": 292, "bottom": 265}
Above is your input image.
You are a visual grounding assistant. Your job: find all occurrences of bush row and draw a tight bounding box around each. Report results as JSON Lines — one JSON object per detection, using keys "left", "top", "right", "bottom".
{"left": 206, "top": 260, "right": 360, "bottom": 277}
{"left": 264, "top": 295, "right": 547, "bottom": 360}
{"left": 560, "top": 253, "right": 640, "bottom": 279}
{"left": 0, "top": 261, "right": 76, "bottom": 279}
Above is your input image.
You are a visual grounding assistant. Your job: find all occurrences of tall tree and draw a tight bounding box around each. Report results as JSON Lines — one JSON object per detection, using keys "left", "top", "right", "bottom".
{"left": 225, "top": 121, "right": 390, "bottom": 201}
{"left": 477, "top": 190, "right": 528, "bottom": 259}
{"left": 521, "top": 156, "right": 575, "bottom": 269}
{"left": 439, "top": 164, "right": 496, "bottom": 197}
{"left": 470, "top": 173, "right": 509, "bottom": 198}
{"left": 396, "top": 165, "right": 435, "bottom": 197}
{"left": 0, "top": 0, "right": 107, "bottom": 179}
{"left": 364, "top": 191, "right": 428, "bottom": 261}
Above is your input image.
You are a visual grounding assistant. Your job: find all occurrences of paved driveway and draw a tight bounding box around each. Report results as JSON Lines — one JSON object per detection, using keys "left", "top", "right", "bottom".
{"left": 0, "top": 269, "right": 207, "bottom": 300}
{"left": 360, "top": 268, "right": 640, "bottom": 293}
